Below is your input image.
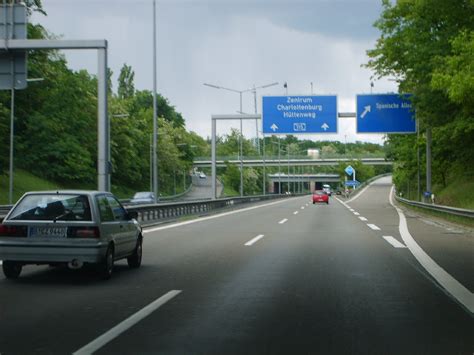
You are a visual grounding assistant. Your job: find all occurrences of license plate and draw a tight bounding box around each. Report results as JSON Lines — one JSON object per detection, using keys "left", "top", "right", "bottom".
{"left": 29, "top": 226, "right": 68, "bottom": 238}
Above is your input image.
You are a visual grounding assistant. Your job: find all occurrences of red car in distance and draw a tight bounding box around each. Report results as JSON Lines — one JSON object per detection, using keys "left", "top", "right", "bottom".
{"left": 312, "top": 190, "right": 329, "bottom": 204}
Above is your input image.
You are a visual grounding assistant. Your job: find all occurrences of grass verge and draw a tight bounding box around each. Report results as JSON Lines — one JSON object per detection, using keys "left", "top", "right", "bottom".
{"left": 0, "top": 170, "right": 66, "bottom": 204}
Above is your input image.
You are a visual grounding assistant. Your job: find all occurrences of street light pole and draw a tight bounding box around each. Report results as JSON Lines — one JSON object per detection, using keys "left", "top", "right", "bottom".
{"left": 152, "top": 0, "right": 158, "bottom": 202}
{"left": 8, "top": 59, "right": 14, "bottom": 204}
{"left": 239, "top": 92, "right": 243, "bottom": 196}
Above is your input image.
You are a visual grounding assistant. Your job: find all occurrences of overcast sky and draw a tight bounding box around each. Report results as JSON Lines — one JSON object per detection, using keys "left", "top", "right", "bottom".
{"left": 31, "top": 0, "right": 397, "bottom": 144}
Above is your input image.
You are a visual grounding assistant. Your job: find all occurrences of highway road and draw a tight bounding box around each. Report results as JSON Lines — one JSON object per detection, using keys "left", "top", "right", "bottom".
{"left": 0, "top": 177, "right": 472, "bottom": 354}
{"left": 182, "top": 175, "right": 223, "bottom": 200}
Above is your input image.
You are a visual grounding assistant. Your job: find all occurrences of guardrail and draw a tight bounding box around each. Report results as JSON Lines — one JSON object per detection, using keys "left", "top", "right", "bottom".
{"left": 395, "top": 195, "right": 474, "bottom": 219}
{"left": 0, "top": 205, "right": 13, "bottom": 221}
{"left": 126, "top": 194, "right": 293, "bottom": 226}
{"left": 121, "top": 182, "right": 194, "bottom": 206}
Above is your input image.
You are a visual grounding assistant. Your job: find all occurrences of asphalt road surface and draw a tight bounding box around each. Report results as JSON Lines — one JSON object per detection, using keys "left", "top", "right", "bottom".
{"left": 181, "top": 175, "right": 223, "bottom": 200}
{"left": 1, "top": 176, "right": 472, "bottom": 354}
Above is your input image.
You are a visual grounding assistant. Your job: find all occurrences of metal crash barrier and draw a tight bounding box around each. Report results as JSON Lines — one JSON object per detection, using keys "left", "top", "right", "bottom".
{"left": 125, "top": 194, "right": 294, "bottom": 226}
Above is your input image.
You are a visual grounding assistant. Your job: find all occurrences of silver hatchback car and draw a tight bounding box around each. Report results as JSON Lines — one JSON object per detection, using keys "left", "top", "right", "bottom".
{"left": 0, "top": 191, "right": 143, "bottom": 280}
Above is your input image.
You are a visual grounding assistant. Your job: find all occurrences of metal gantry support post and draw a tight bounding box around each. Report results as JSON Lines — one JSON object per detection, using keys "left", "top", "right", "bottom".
{"left": 97, "top": 47, "right": 109, "bottom": 191}
{"left": 211, "top": 117, "right": 217, "bottom": 199}
{"left": 287, "top": 148, "right": 290, "bottom": 193}
{"left": 2, "top": 39, "right": 111, "bottom": 191}
{"left": 262, "top": 135, "right": 266, "bottom": 195}
{"left": 278, "top": 137, "right": 281, "bottom": 194}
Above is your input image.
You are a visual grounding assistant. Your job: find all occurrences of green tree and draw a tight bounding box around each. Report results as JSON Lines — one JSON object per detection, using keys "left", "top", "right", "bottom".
{"left": 366, "top": 0, "right": 474, "bottom": 198}
{"left": 117, "top": 64, "right": 135, "bottom": 100}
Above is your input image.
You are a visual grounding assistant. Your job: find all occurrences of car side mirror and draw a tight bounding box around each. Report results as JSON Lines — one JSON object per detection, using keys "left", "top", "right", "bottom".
{"left": 127, "top": 211, "right": 138, "bottom": 220}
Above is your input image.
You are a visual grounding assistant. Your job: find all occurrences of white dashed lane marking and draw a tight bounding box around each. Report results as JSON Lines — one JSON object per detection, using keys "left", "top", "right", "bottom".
{"left": 73, "top": 290, "right": 182, "bottom": 355}
{"left": 278, "top": 218, "right": 288, "bottom": 224}
{"left": 367, "top": 224, "right": 381, "bottom": 231}
{"left": 245, "top": 234, "right": 265, "bottom": 246}
{"left": 383, "top": 236, "right": 407, "bottom": 248}
{"left": 358, "top": 216, "right": 368, "bottom": 221}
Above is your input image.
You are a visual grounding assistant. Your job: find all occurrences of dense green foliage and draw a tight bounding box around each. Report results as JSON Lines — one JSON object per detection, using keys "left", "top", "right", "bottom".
{"left": 366, "top": 0, "right": 474, "bottom": 205}
{"left": 0, "top": 23, "right": 207, "bottom": 198}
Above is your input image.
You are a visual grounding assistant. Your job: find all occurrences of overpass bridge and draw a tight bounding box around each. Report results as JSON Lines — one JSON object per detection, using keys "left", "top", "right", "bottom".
{"left": 193, "top": 157, "right": 391, "bottom": 168}
{"left": 267, "top": 173, "right": 340, "bottom": 193}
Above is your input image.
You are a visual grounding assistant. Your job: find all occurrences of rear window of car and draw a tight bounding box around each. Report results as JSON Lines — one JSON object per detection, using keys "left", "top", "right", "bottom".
{"left": 314, "top": 191, "right": 325, "bottom": 195}
{"left": 8, "top": 194, "right": 92, "bottom": 221}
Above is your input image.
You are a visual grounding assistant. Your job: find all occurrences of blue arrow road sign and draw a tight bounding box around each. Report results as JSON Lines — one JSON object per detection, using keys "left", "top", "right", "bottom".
{"left": 357, "top": 94, "right": 416, "bottom": 133}
{"left": 345, "top": 180, "right": 360, "bottom": 187}
{"left": 345, "top": 165, "right": 354, "bottom": 176}
{"left": 262, "top": 96, "right": 337, "bottom": 134}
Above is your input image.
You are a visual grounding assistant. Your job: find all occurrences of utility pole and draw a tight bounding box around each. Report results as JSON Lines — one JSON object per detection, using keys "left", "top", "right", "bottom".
{"left": 426, "top": 126, "right": 432, "bottom": 201}
{"left": 417, "top": 119, "right": 421, "bottom": 201}
{"left": 152, "top": 0, "right": 158, "bottom": 202}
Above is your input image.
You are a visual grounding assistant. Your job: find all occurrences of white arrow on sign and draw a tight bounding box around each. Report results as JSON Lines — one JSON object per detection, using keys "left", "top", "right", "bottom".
{"left": 360, "top": 105, "right": 371, "bottom": 118}
{"left": 270, "top": 123, "right": 279, "bottom": 132}
{"left": 321, "top": 123, "right": 329, "bottom": 131}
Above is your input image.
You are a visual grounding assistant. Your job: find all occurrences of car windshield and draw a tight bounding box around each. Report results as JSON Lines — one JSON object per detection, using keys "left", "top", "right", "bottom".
{"left": 133, "top": 192, "right": 152, "bottom": 199}
{"left": 8, "top": 194, "right": 92, "bottom": 221}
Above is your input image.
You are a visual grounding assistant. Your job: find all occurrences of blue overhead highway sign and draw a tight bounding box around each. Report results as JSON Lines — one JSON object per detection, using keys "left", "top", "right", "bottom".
{"left": 357, "top": 94, "right": 416, "bottom": 133}
{"left": 262, "top": 96, "right": 337, "bottom": 134}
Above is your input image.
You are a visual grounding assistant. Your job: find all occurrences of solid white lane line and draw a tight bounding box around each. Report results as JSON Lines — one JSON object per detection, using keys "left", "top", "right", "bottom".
{"left": 358, "top": 216, "right": 368, "bottom": 221}
{"left": 383, "top": 236, "right": 407, "bottom": 249}
{"left": 367, "top": 224, "right": 381, "bottom": 230}
{"left": 73, "top": 290, "right": 182, "bottom": 355}
{"left": 245, "top": 234, "right": 265, "bottom": 246}
{"left": 144, "top": 198, "right": 292, "bottom": 234}
{"left": 293, "top": 211, "right": 299, "bottom": 215}
{"left": 278, "top": 218, "right": 288, "bottom": 224}
{"left": 353, "top": 212, "right": 360, "bottom": 216}
{"left": 334, "top": 197, "right": 349, "bottom": 208}
{"left": 389, "top": 185, "right": 474, "bottom": 314}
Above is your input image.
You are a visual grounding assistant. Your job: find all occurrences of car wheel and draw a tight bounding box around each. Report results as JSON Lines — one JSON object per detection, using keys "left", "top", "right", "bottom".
{"left": 3, "top": 261, "right": 22, "bottom": 279}
{"left": 326, "top": 201, "right": 329, "bottom": 204}
{"left": 312, "top": 202, "right": 315, "bottom": 204}
{"left": 127, "top": 237, "right": 143, "bottom": 269}
{"left": 99, "top": 245, "right": 114, "bottom": 280}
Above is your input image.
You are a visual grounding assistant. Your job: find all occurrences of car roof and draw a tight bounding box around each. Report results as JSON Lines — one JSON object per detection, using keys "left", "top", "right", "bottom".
{"left": 21, "top": 190, "right": 109, "bottom": 197}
